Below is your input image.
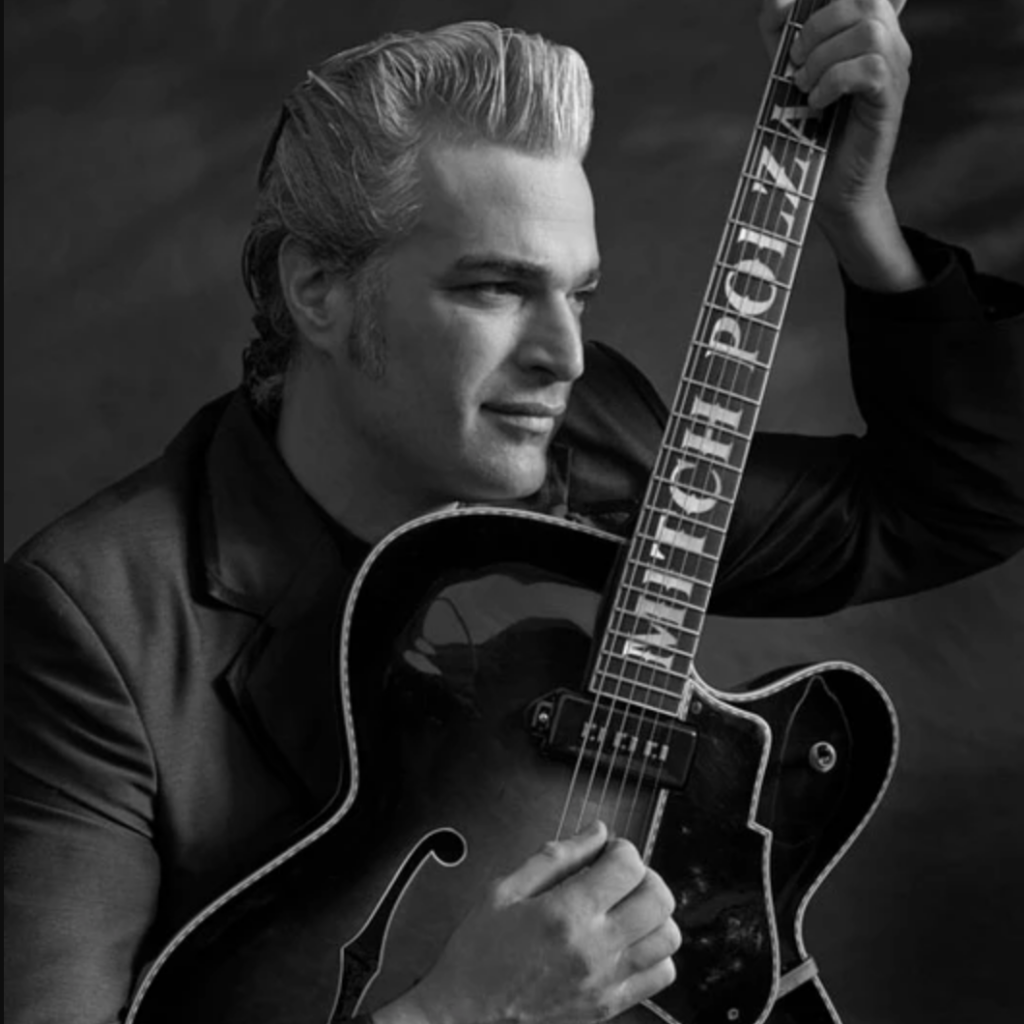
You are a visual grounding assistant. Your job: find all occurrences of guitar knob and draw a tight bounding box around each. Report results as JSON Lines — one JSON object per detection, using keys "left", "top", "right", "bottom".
{"left": 808, "top": 741, "right": 838, "bottom": 773}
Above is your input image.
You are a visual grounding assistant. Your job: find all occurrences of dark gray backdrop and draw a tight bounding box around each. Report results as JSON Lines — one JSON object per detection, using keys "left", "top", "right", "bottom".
{"left": 5, "top": 2, "right": 1023, "bottom": 1021}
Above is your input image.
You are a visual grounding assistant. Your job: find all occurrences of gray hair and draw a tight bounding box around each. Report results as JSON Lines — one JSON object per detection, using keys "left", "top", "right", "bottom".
{"left": 241, "top": 21, "right": 594, "bottom": 412}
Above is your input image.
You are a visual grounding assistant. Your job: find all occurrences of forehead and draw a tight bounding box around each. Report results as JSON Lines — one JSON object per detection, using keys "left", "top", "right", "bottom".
{"left": 406, "top": 143, "right": 598, "bottom": 280}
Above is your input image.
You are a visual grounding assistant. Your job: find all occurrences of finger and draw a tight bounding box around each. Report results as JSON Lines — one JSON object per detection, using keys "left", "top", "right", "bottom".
{"left": 791, "top": 0, "right": 906, "bottom": 68}
{"left": 793, "top": 20, "right": 906, "bottom": 98}
{"left": 805, "top": 53, "right": 895, "bottom": 112}
{"left": 613, "top": 954, "right": 678, "bottom": 1009}
{"left": 495, "top": 820, "right": 608, "bottom": 903}
{"left": 606, "top": 869, "right": 676, "bottom": 945}
{"left": 757, "top": 0, "right": 797, "bottom": 59}
{"left": 558, "top": 835, "right": 647, "bottom": 914}
{"left": 623, "top": 918, "right": 683, "bottom": 973}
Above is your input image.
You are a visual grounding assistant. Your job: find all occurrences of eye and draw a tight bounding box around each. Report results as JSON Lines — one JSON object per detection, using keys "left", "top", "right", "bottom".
{"left": 457, "top": 281, "right": 526, "bottom": 305}
{"left": 571, "top": 287, "right": 598, "bottom": 314}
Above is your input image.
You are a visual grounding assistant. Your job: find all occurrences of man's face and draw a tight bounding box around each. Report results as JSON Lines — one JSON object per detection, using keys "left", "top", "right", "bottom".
{"left": 327, "top": 142, "right": 600, "bottom": 530}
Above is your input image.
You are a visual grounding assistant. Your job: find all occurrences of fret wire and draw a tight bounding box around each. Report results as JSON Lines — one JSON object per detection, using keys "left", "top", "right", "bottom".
{"left": 723, "top": 205, "right": 806, "bottom": 251}
{"left": 610, "top": 578, "right": 708, "bottom": 618}
{"left": 688, "top": 340, "right": 772, "bottom": 383}
{"left": 654, "top": 436, "right": 751, "bottom": 470}
{"left": 616, "top": 568, "right": 713, "bottom": 600}
{"left": 595, "top": 650, "right": 690, "bottom": 688}
{"left": 598, "top": 651, "right": 695, "bottom": 688}
{"left": 612, "top": 581, "right": 711, "bottom": 621}
{"left": 624, "top": 552, "right": 717, "bottom": 589}
{"left": 713, "top": 258, "right": 795, "bottom": 294}
{"left": 740, "top": 169, "right": 816, "bottom": 204}
{"left": 622, "top": 548, "right": 716, "bottom": 583}
{"left": 627, "top": 534, "right": 721, "bottom": 572}
{"left": 655, "top": 432, "right": 753, "bottom": 464}
{"left": 588, "top": 681, "right": 686, "bottom": 713}
{"left": 768, "top": 71, "right": 801, "bottom": 88}
{"left": 605, "top": 614, "right": 703, "bottom": 642}
{"left": 764, "top": 76, "right": 826, "bottom": 119}
{"left": 644, "top": 471, "right": 739, "bottom": 506}
{"left": 723, "top": 216, "right": 798, "bottom": 252}
{"left": 598, "top": 647, "right": 692, "bottom": 688}
{"left": 622, "top": 565, "right": 712, "bottom": 598}
{"left": 678, "top": 355, "right": 768, "bottom": 389}
{"left": 658, "top": 433, "right": 754, "bottom": 460}
{"left": 595, "top": 668, "right": 692, "bottom": 705}
{"left": 615, "top": 574, "right": 711, "bottom": 607}
{"left": 663, "top": 415, "right": 755, "bottom": 446}
{"left": 666, "top": 415, "right": 755, "bottom": 447}
{"left": 690, "top": 369, "right": 768, "bottom": 408}
{"left": 648, "top": 443, "right": 744, "bottom": 472}
{"left": 751, "top": 116, "right": 831, "bottom": 151}
{"left": 690, "top": 337, "right": 772, "bottom": 373}
{"left": 634, "top": 504, "right": 732, "bottom": 536}
{"left": 753, "top": 120, "right": 832, "bottom": 156}
{"left": 702, "top": 300, "right": 782, "bottom": 334}
{"left": 677, "top": 372, "right": 767, "bottom": 408}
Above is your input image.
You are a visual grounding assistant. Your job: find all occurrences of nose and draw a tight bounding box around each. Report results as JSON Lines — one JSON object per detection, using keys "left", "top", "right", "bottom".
{"left": 518, "top": 295, "right": 586, "bottom": 384}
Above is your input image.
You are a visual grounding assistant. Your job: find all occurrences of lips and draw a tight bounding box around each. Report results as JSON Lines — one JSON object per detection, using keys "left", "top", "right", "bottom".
{"left": 484, "top": 402, "right": 566, "bottom": 418}
{"left": 482, "top": 400, "right": 567, "bottom": 434}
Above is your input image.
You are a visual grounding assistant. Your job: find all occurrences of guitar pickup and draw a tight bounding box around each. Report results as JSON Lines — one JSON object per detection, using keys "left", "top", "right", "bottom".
{"left": 527, "top": 689, "right": 698, "bottom": 791}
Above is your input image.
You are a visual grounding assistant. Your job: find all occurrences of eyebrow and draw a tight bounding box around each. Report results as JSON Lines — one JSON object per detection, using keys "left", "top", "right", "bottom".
{"left": 447, "top": 254, "right": 601, "bottom": 289}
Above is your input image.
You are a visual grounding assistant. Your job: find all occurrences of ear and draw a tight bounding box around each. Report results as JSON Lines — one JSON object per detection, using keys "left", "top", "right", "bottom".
{"left": 278, "top": 237, "right": 354, "bottom": 355}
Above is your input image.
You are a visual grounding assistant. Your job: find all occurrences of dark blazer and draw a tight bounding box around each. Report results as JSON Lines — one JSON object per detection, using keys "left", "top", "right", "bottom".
{"left": 5, "top": 232, "right": 1024, "bottom": 1024}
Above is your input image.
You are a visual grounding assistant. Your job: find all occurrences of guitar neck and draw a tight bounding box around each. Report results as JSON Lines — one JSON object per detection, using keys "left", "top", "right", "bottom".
{"left": 592, "top": 0, "right": 839, "bottom": 717}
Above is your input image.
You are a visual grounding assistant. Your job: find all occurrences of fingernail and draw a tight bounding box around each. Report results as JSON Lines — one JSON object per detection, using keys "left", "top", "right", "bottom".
{"left": 791, "top": 32, "right": 803, "bottom": 63}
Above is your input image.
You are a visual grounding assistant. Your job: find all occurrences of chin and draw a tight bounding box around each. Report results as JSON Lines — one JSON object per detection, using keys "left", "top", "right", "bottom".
{"left": 461, "top": 452, "right": 549, "bottom": 503}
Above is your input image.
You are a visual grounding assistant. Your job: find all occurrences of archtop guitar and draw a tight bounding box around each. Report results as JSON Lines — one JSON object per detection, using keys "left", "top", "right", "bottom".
{"left": 127, "top": 2, "right": 899, "bottom": 1020}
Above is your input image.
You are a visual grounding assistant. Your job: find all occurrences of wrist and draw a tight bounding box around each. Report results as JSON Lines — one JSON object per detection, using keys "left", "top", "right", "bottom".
{"left": 815, "top": 195, "right": 925, "bottom": 294}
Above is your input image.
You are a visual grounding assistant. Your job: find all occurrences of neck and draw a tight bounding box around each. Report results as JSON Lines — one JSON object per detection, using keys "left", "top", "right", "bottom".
{"left": 275, "top": 354, "right": 457, "bottom": 545}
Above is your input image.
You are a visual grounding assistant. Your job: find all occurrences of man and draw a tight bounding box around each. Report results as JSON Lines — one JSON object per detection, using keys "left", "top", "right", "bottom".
{"left": 5, "top": 3, "right": 1023, "bottom": 1023}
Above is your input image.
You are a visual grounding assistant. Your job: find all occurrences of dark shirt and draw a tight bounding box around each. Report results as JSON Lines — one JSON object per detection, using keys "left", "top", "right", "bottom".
{"left": 5, "top": 231, "right": 1024, "bottom": 1023}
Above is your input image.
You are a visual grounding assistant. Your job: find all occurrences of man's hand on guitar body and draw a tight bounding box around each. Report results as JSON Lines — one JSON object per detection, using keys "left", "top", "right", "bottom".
{"left": 759, "top": 0, "right": 923, "bottom": 292}
{"left": 373, "top": 821, "right": 682, "bottom": 1024}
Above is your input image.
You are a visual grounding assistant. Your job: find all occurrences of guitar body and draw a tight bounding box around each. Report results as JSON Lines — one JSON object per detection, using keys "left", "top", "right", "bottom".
{"left": 128, "top": 509, "right": 897, "bottom": 1024}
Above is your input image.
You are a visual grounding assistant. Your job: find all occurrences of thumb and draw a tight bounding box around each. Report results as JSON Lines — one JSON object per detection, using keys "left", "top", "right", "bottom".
{"left": 495, "top": 820, "right": 609, "bottom": 903}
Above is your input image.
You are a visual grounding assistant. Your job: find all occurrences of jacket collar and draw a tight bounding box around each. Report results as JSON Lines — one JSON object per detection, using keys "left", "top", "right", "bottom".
{"left": 199, "top": 392, "right": 340, "bottom": 621}
{"left": 193, "top": 392, "right": 350, "bottom": 812}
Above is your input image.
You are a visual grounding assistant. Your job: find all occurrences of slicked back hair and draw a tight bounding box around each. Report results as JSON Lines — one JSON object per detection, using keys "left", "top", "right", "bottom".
{"left": 241, "top": 21, "right": 594, "bottom": 411}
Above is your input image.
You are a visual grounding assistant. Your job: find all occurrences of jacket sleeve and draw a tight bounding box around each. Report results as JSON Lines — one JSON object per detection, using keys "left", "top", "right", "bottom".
{"left": 712, "top": 229, "right": 1024, "bottom": 615}
{"left": 4, "top": 558, "right": 161, "bottom": 1024}
{"left": 565, "top": 230, "right": 1024, "bottom": 616}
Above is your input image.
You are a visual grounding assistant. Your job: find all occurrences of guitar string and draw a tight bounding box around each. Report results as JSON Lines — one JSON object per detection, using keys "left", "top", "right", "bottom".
{"left": 582, "top": 11, "right": 791, "bottom": 843}
{"left": 624, "top": 0, "right": 824, "bottom": 839}
{"left": 616, "top": 0, "right": 833, "bottom": 845}
{"left": 615, "top": 10, "right": 806, "bottom": 845}
{"left": 556, "top": 0, "right": 827, "bottom": 846}
{"left": 564, "top": 0, "right": 811, "bottom": 844}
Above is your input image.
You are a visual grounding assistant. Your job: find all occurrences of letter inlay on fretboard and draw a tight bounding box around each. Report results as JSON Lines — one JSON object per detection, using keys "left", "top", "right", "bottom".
{"left": 590, "top": 0, "right": 838, "bottom": 718}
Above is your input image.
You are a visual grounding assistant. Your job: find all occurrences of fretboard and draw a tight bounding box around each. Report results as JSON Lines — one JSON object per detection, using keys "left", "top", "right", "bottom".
{"left": 591, "top": 0, "right": 839, "bottom": 717}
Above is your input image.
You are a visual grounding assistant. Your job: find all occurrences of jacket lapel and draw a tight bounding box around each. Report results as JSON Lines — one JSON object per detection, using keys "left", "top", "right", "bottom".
{"left": 195, "top": 393, "right": 354, "bottom": 813}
